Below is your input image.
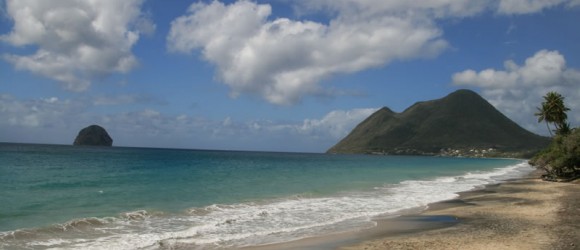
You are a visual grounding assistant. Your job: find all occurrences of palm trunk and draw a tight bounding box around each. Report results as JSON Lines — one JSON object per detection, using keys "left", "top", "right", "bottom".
{"left": 546, "top": 122, "right": 553, "bottom": 137}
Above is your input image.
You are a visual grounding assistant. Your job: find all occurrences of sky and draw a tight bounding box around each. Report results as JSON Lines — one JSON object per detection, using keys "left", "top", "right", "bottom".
{"left": 1, "top": 0, "right": 579, "bottom": 153}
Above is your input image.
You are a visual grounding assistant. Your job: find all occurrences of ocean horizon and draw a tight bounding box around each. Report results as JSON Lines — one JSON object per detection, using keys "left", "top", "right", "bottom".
{"left": 0, "top": 143, "right": 533, "bottom": 249}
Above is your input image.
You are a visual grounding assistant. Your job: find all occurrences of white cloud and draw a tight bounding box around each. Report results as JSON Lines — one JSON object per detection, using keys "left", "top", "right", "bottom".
{"left": 0, "top": 94, "right": 87, "bottom": 129}
{"left": 298, "top": 108, "right": 378, "bottom": 139}
{"left": 570, "top": 0, "right": 580, "bottom": 6}
{"left": 167, "top": 0, "right": 577, "bottom": 105}
{"left": 181, "top": 107, "right": 378, "bottom": 151}
{"left": 452, "top": 50, "right": 580, "bottom": 135}
{"left": 295, "top": 0, "right": 489, "bottom": 18}
{"left": 1, "top": 0, "right": 152, "bottom": 91}
{"left": 168, "top": 1, "right": 448, "bottom": 105}
{"left": 0, "top": 94, "right": 375, "bottom": 152}
{"left": 497, "top": 0, "right": 567, "bottom": 14}
{"left": 92, "top": 94, "right": 165, "bottom": 106}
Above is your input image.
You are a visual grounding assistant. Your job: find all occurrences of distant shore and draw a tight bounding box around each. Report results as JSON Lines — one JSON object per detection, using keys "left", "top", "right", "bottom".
{"left": 248, "top": 170, "right": 580, "bottom": 250}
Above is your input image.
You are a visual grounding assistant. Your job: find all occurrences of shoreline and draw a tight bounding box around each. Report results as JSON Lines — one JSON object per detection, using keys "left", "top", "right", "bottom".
{"left": 246, "top": 170, "right": 580, "bottom": 250}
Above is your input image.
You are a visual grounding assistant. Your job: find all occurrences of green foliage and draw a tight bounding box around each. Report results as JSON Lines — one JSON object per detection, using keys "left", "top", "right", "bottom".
{"left": 535, "top": 91, "right": 571, "bottom": 136}
{"left": 328, "top": 89, "right": 550, "bottom": 155}
{"left": 530, "top": 91, "right": 578, "bottom": 181}
{"left": 531, "top": 128, "right": 580, "bottom": 181}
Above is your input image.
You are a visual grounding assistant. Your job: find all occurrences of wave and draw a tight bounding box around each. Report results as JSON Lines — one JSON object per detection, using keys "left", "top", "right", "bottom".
{"left": 0, "top": 210, "right": 163, "bottom": 249}
{"left": 1, "top": 161, "right": 533, "bottom": 249}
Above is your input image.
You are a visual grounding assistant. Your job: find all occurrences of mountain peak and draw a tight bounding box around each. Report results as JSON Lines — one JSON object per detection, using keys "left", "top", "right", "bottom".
{"left": 327, "top": 90, "right": 549, "bottom": 157}
{"left": 447, "top": 89, "right": 479, "bottom": 98}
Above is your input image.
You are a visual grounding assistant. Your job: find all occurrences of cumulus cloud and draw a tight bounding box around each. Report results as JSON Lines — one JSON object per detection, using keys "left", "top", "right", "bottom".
{"left": 167, "top": 0, "right": 578, "bottom": 105}
{"left": 168, "top": 1, "right": 449, "bottom": 105}
{"left": 452, "top": 50, "right": 580, "bottom": 135}
{"left": 1, "top": 0, "right": 153, "bottom": 91}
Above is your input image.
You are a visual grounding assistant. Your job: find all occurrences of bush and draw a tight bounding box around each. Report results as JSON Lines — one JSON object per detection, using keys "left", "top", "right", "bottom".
{"left": 530, "top": 128, "right": 580, "bottom": 181}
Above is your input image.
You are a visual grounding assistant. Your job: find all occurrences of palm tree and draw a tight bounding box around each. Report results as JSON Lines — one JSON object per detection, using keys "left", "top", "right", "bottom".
{"left": 535, "top": 104, "right": 553, "bottom": 136}
{"left": 535, "top": 91, "right": 570, "bottom": 136}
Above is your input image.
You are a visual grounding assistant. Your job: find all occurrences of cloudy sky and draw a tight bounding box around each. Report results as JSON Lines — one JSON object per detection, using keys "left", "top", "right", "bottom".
{"left": 1, "top": 0, "right": 579, "bottom": 152}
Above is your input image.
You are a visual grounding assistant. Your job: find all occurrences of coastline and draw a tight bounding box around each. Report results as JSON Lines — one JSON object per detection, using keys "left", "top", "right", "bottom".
{"left": 247, "top": 170, "right": 580, "bottom": 250}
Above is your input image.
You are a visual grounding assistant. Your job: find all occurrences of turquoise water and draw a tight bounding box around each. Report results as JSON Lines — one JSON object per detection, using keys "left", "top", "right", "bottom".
{"left": 0, "top": 143, "right": 531, "bottom": 249}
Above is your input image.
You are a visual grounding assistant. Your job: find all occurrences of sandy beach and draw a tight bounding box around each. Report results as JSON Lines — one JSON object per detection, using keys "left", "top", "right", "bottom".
{"left": 249, "top": 171, "right": 580, "bottom": 250}
{"left": 343, "top": 172, "right": 580, "bottom": 250}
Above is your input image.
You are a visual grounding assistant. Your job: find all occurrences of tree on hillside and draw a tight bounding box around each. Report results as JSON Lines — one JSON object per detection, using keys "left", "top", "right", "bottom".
{"left": 535, "top": 91, "right": 570, "bottom": 136}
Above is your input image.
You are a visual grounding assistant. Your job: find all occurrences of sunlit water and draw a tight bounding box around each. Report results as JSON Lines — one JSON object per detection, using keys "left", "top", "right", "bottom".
{"left": 0, "top": 143, "right": 532, "bottom": 249}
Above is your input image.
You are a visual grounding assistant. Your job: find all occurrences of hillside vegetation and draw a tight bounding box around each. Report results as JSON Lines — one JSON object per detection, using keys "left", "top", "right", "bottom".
{"left": 530, "top": 129, "right": 580, "bottom": 181}
{"left": 328, "top": 89, "right": 550, "bottom": 157}
{"left": 529, "top": 91, "right": 579, "bottom": 181}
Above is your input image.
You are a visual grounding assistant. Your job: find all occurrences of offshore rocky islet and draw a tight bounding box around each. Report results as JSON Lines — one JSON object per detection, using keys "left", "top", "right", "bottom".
{"left": 73, "top": 124, "right": 113, "bottom": 146}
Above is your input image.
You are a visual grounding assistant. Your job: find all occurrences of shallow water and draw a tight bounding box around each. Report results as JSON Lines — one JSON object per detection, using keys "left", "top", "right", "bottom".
{"left": 0, "top": 143, "right": 532, "bottom": 249}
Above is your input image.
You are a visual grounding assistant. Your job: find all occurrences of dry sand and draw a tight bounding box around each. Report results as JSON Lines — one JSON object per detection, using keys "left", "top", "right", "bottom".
{"left": 248, "top": 172, "right": 579, "bottom": 250}
{"left": 342, "top": 173, "right": 580, "bottom": 250}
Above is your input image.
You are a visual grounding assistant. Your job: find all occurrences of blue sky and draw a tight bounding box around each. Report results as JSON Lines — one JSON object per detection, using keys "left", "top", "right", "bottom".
{"left": 1, "top": 0, "right": 579, "bottom": 152}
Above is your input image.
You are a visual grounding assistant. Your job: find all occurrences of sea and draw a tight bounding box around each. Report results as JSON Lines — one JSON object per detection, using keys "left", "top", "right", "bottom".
{"left": 0, "top": 143, "right": 534, "bottom": 249}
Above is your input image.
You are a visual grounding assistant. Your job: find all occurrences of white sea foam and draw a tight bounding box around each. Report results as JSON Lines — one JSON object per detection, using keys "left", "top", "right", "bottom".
{"left": 1, "top": 161, "right": 533, "bottom": 250}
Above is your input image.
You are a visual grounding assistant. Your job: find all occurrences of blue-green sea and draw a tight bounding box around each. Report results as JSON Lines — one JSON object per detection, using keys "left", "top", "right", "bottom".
{"left": 0, "top": 143, "right": 532, "bottom": 249}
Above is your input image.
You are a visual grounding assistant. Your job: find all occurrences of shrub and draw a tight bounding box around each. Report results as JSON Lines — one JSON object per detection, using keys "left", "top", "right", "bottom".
{"left": 530, "top": 128, "right": 580, "bottom": 181}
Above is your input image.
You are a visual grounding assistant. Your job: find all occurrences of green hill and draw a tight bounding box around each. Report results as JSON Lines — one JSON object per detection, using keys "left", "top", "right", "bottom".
{"left": 327, "top": 89, "right": 550, "bottom": 157}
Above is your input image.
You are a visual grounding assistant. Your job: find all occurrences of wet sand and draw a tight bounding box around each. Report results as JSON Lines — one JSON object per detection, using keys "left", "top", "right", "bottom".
{"left": 248, "top": 171, "right": 580, "bottom": 250}
{"left": 344, "top": 172, "right": 580, "bottom": 250}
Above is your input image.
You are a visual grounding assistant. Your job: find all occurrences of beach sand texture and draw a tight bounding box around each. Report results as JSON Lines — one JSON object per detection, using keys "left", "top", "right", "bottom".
{"left": 342, "top": 174, "right": 580, "bottom": 250}
{"left": 249, "top": 172, "right": 579, "bottom": 250}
